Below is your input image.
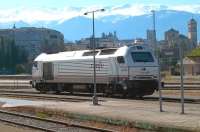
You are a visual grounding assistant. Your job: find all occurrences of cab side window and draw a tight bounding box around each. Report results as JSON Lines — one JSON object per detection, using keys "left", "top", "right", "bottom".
{"left": 117, "top": 56, "right": 125, "bottom": 64}
{"left": 33, "top": 61, "right": 38, "bottom": 68}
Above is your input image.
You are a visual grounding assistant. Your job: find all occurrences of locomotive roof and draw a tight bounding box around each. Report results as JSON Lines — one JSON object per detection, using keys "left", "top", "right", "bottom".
{"left": 34, "top": 45, "right": 150, "bottom": 62}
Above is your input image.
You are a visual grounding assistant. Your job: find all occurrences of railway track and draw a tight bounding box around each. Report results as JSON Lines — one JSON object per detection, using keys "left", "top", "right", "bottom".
{"left": 142, "top": 96, "right": 200, "bottom": 104}
{"left": 162, "top": 82, "right": 200, "bottom": 90}
{"left": 0, "top": 109, "right": 113, "bottom": 132}
{"left": 1, "top": 82, "right": 200, "bottom": 90}
{"left": 0, "top": 90, "right": 199, "bottom": 105}
{"left": 0, "top": 92, "right": 105, "bottom": 103}
{"left": 0, "top": 78, "right": 200, "bottom": 90}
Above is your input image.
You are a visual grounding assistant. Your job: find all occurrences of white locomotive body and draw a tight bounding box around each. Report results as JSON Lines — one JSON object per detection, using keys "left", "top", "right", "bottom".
{"left": 32, "top": 45, "right": 159, "bottom": 97}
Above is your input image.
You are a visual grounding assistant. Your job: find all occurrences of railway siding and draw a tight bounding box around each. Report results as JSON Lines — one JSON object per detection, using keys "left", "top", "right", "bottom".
{"left": 0, "top": 109, "right": 110, "bottom": 132}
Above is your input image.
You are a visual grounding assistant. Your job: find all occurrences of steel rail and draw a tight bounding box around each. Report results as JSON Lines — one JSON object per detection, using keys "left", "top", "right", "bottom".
{"left": 0, "top": 89, "right": 199, "bottom": 104}
{"left": 0, "top": 109, "right": 114, "bottom": 132}
{"left": 142, "top": 96, "right": 200, "bottom": 104}
{"left": 0, "top": 92, "right": 107, "bottom": 106}
{"left": 0, "top": 93, "right": 95, "bottom": 102}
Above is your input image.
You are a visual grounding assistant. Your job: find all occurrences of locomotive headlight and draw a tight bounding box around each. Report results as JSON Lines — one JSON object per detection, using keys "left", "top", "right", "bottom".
{"left": 123, "top": 85, "right": 127, "bottom": 90}
{"left": 32, "top": 81, "right": 36, "bottom": 88}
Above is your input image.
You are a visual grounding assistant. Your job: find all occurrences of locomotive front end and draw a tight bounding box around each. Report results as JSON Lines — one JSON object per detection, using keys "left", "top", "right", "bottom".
{"left": 122, "top": 45, "right": 159, "bottom": 97}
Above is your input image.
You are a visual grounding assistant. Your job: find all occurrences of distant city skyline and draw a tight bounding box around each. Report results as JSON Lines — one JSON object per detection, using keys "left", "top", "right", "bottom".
{"left": 0, "top": 1, "right": 199, "bottom": 23}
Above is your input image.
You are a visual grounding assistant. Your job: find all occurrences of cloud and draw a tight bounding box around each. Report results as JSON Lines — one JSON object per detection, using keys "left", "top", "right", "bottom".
{"left": 104, "top": 4, "right": 200, "bottom": 16}
{"left": 0, "top": 7, "right": 81, "bottom": 23}
{"left": 0, "top": 4, "right": 199, "bottom": 23}
{"left": 170, "top": 5, "right": 200, "bottom": 14}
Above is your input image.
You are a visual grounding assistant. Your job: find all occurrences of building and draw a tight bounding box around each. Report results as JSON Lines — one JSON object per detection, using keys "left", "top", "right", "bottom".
{"left": 117, "top": 39, "right": 134, "bottom": 47}
{"left": 159, "top": 26, "right": 194, "bottom": 72}
{"left": 116, "top": 38, "right": 148, "bottom": 47}
{"left": 75, "top": 32, "right": 118, "bottom": 49}
{"left": 161, "top": 18, "right": 198, "bottom": 51}
{"left": 179, "top": 34, "right": 193, "bottom": 52}
{"left": 93, "top": 32, "right": 118, "bottom": 48}
{"left": 183, "top": 48, "right": 200, "bottom": 75}
{"left": 0, "top": 27, "right": 64, "bottom": 61}
{"left": 188, "top": 18, "right": 198, "bottom": 48}
{"left": 134, "top": 38, "right": 147, "bottom": 45}
{"left": 159, "top": 47, "right": 179, "bottom": 71}
{"left": 183, "top": 57, "right": 200, "bottom": 75}
{"left": 163, "top": 28, "right": 192, "bottom": 51}
{"left": 164, "top": 28, "right": 179, "bottom": 47}
{"left": 65, "top": 42, "right": 88, "bottom": 51}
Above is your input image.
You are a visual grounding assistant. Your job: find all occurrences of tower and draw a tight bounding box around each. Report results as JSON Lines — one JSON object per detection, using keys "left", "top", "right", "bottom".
{"left": 188, "top": 18, "right": 197, "bottom": 48}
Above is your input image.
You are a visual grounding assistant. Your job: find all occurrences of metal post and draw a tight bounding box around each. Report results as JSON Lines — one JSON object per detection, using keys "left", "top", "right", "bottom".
{"left": 151, "top": 10, "right": 157, "bottom": 55}
{"left": 92, "top": 12, "right": 98, "bottom": 105}
{"left": 152, "top": 10, "right": 163, "bottom": 112}
{"left": 84, "top": 9, "right": 105, "bottom": 105}
{"left": 179, "top": 42, "right": 184, "bottom": 114}
{"left": 158, "top": 56, "right": 163, "bottom": 112}
{"left": 152, "top": 10, "right": 155, "bottom": 32}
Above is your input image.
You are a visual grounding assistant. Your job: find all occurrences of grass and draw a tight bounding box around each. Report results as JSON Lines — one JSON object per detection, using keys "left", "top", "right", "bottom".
{"left": 35, "top": 111, "right": 49, "bottom": 119}
{"left": 6, "top": 106, "right": 195, "bottom": 132}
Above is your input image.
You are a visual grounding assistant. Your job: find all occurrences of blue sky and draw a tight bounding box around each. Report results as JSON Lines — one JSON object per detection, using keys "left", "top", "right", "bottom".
{"left": 0, "top": 0, "right": 200, "bottom": 8}
{"left": 0, "top": 0, "right": 199, "bottom": 23}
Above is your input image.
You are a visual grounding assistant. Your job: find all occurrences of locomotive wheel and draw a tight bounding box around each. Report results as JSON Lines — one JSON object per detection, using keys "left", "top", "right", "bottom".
{"left": 127, "top": 84, "right": 136, "bottom": 98}
{"left": 39, "top": 87, "right": 47, "bottom": 94}
{"left": 35, "top": 83, "right": 48, "bottom": 94}
{"left": 55, "top": 84, "right": 64, "bottom": 94}
{"left": 55, "top": 89, "right": 61, "bottom": 94}
{"left": 40, "top": 90, "right": 47, "bottom": 94}
{"left": 69, "top": 86, "right": 73, "bottom": 94}
{"left": 104, "top": 84, "right": 113, "bottom": 97}
{"left": 119, "top": 82, "right": 128, "bottom": 98}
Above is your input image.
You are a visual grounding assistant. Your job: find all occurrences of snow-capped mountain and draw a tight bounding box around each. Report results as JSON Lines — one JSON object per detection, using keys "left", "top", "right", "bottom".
{"left": 0, "top": 8, "right": 199, "bottom": 41}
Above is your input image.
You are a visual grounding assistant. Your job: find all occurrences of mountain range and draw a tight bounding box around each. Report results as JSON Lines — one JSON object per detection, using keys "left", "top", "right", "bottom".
{"left": 0, "top": 10, "right": 199, "bottom": 42}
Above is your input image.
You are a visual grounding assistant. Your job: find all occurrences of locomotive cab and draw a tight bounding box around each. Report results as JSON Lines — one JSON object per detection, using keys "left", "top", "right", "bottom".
{"left": 116, "top": 45, "right": 159, "bottom": 97}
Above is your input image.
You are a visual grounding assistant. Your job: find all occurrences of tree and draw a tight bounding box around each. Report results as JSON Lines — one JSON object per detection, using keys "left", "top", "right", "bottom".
{"left": 0, "top": 36, "right": 28, "bottom": 74}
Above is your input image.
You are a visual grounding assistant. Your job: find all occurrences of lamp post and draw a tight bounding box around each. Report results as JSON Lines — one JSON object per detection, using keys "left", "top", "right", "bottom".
{"left": 151, "top": 10, "right": 163, "bottom": 112}
{"left": 151, "top": 10, "right": 157, "bottom": 54}
{"left": 84, "top": 8, "right": 105, "bottom": 105}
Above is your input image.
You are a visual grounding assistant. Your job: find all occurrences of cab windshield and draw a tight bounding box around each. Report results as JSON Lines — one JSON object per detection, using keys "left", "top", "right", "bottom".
{"left": 131, "top": 52, "right": 154, "bottom": 62}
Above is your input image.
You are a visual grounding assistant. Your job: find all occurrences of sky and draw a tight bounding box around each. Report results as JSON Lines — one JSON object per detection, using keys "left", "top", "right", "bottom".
{"left": 0, "top": 0, "right": 199, "bottom": 8}
{"left": 0, "top": 0, "right": 199, "bottom": 23}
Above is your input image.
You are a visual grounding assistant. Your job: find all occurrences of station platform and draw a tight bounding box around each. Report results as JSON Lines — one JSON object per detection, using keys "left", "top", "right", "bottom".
{"left": 1, "top": 96, "right": 199, "bottom": 132}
